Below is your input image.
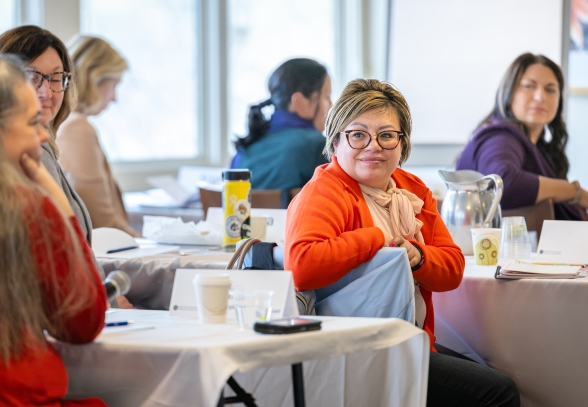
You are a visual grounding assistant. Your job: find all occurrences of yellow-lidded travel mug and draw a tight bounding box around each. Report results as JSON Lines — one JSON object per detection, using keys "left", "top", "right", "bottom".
{"left": 222, "top": 169, "right": 251, "bottom": 251}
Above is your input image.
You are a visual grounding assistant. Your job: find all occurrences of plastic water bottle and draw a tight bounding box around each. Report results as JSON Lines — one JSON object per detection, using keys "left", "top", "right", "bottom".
{"left": 222, "top": 169, "right": 251, "bottom": 251}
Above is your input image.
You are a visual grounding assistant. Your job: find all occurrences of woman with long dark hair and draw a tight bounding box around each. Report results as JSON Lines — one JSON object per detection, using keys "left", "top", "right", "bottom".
{"left": 0, "top": 55, "right": 107, "bottom": 406}
{"left": 231, "top": 58, "right": 331, "bottom": 207}
{"left": 456, "top": 53, "right": 588, "bottom": 220}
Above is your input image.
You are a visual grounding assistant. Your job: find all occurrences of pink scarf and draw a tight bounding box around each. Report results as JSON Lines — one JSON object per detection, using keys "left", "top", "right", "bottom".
{"left": 360, "top": 179, "right": 425, "bottom": 244}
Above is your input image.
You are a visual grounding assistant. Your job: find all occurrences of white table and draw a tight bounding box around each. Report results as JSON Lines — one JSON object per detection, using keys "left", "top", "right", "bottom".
{"left": 433, "top": 257, "right": 588, "bottom": 407}
{"left": 56, "top": 309, "right": 429, "bottom": 407}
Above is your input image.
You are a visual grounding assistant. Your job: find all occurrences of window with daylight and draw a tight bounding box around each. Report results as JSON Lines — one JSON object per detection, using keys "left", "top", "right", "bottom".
{"left": 227, "top": 0, "right": 336, "bottom": 141}
{"left": 81, "top": 0, "right": 199, "bottom": 162}
{"left": 0, "top": 0, "right": 17, "bottom": 34}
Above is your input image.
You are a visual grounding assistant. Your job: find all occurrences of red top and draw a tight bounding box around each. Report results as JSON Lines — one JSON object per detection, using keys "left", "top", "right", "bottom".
{"left": 0, "top": 192, "right": 107, "bottom": 406}
{"left": 285, "top": 157, "right": 465, "bottom": 349}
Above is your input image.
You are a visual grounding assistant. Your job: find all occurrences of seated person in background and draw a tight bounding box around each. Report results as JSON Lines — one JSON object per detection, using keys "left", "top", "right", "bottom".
{"left": 231, "top": 58, "right": 331, "bottom": 207}
{"left": 285, "top": 78, "right": 520, "bottom": 407}
{"left": 0, "top": 25, "right": 97, "bottom": 246}
{"left": 456, "top": 53, "right": 588, "bottom": 220}
{"left": 0, "top": 55, "right": 107, "bottom": 406}
{"left": 0, "top": 26, "right": 134, "bottom": 308}
{"left": 57, "top": 35, "right": 140, "bottom": 236}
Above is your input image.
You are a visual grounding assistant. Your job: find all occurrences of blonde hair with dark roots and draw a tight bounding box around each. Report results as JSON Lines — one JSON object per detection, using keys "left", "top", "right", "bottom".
{"left": 68, "top": 35, "right": 127, "bottom": 115}
{"left": 0, "top": 55, "right": 93, "bottom": 365}
{"left": 0, "top": 25, "right": 78, "bottom": 157}
{"left": 324, "top": 78, "right": 412, "bottom": 164}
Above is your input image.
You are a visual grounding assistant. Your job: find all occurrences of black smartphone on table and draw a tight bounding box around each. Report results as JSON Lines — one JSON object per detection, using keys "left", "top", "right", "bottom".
{"left": 253, "top": 317, "right": 322, "bottom": 334}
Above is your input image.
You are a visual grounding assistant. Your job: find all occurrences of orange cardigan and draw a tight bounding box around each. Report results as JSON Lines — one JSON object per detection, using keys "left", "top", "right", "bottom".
{"left": 285, "top": 156, "right": 465, "bottom": 348}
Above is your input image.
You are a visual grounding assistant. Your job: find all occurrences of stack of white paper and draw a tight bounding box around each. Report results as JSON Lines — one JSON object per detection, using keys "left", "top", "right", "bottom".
{"left": 496, "top": 261, "right": 585, "bottom": 279}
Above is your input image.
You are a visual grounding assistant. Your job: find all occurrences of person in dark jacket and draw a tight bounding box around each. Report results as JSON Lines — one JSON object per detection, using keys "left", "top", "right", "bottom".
{"left": 231, "top": 58, "right": 331, "bottom": 207}
{"left": 456, "top": 53, "right": 587, "bottom": 220}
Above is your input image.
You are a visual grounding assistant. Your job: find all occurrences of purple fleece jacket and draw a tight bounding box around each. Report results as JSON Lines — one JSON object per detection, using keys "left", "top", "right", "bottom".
{"left": 455, "top": 117, "right": 581, "bottom": 220}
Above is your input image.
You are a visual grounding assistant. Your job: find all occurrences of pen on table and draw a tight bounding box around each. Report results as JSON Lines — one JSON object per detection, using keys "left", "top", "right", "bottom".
{"left": 105, "top": 320, "right": 134, "bottom": 327}
{"left": 106, "top": 246, "right": 139, "bottom": 254}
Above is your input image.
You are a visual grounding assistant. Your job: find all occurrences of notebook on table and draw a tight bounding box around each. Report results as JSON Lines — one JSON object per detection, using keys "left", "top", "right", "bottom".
{"left": 495, "top": 261, "right": 584, "bottom": 279}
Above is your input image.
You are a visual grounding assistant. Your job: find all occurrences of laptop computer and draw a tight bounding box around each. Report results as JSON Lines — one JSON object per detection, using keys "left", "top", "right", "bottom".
{"left": 535, "top": 220, "right": 588, "bottom": 264}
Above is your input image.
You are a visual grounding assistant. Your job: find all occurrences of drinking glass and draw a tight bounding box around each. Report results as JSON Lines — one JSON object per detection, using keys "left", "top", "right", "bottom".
{"left": 230, "top": 289, "right": 274, "bottom": 329}
{"left": 500, "top": 216, "right": 532, "bottom": 259}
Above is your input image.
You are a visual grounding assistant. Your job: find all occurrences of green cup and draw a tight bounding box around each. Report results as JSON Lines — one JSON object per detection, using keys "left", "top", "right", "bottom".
{"left": 471, "top": 228, "right": 502, "bottom": 266}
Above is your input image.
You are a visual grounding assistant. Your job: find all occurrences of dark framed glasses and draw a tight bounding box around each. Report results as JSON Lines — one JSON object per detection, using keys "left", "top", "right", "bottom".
{"left": 25, "top": 70, "right": 71, "bottom": 93}
{"left": 340, "top": 129, "right": 403, "bottom": 150}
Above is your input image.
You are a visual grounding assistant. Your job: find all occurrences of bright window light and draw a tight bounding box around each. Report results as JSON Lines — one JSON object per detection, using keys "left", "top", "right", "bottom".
{"left": 81, "top": 0, "right": 199, "bottom": 162}
{"left": 0, "top": 0, "right": 17, "bottom": 34}
{"left": 227, "top": 0, "right": 336, "bottom": 142}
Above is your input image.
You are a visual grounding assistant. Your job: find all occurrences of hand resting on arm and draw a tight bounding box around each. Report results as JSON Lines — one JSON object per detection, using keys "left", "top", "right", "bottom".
{"left": 20, "top": 152, "right": 74, "bottom": 217}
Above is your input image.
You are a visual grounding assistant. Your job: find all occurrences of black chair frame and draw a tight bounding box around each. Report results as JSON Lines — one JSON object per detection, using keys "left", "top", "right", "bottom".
{"left": 217, "top": 363, "right": 306, "bottom": 407}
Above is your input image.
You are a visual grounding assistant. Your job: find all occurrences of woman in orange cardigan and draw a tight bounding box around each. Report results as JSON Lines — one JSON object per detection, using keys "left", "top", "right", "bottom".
{"left": 285, "top": 79, "right": 519, "bottom": 407}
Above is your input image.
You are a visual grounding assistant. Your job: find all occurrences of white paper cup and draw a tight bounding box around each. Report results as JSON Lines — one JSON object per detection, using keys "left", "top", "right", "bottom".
{"left": 471, "top": 228, "right": 502, "bottom": 266}
{"left": 230, "top": 289, "right": 274, "bottom": 329}
{"left": 193, "top": 274, "right": 232, "bottom": 324}
{"left": 250, "top": 216, "right": 268, "bottom": 241}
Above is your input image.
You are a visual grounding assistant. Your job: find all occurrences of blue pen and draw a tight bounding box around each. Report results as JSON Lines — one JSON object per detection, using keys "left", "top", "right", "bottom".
{"left": 105, "top": 320, "right": 134, "bottom": 327}
{"left": 107, "top": 246, "right": 139, "bottom": 254}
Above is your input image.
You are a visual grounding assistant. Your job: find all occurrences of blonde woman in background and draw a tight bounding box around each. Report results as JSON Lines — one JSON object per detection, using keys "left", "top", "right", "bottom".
{"left": 57, "top": 35, "right": 140, "bottom": 236}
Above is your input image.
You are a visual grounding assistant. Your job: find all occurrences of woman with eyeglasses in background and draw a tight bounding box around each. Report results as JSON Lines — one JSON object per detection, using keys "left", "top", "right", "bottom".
{"left": 456, "top": 53, "right": 588, "bottom": 220}
{"left": 0, "top": 26, "right": 136, "bottom": 308}
{"left": 231, "top": 58, "right": 331, "bottom": 207}
{"left": 56, "top": 35, "right": 140, "bottom": 237}
{"left": 0, "top": 54, "right": 107, "bottom": 407}
{"left": 0, "top": 25, "right": 96, "bottom": 247}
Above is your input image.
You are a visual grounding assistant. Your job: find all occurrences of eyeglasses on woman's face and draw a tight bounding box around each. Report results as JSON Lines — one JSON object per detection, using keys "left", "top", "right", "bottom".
{"left": 340, "top": 129, "right": 403, "bottom": 150}
{"left": 25, "top": 70, "right": 71, "bottom": 93}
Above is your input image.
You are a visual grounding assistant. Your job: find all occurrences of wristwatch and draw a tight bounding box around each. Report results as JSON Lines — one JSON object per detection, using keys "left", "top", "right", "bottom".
{"left": 411, "top": 244, "right": 425, "bottom": 271}
{"left": 569, "top": 181, "right": 582, "bottom": 205}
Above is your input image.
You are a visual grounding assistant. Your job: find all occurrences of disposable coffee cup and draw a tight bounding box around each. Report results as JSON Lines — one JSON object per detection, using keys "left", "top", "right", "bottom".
{"left": 193, "top": 274, "right": 232, "bottom": 324}
{"left": 471, "top": 228, "right": 502, "bottom": 266}
{"left": 230, "top": 289, "right": 274, "bottom": 329}
{"left": 250, "top": 216, "right": 268, "bottom": 241}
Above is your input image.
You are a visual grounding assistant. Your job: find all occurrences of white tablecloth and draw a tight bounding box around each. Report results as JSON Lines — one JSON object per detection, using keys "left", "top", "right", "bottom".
{"left": 56, "top": 310, "right": 429, "bottom": 407}
{"left": 433, "top": 257, "right": 588, "bottom": 407}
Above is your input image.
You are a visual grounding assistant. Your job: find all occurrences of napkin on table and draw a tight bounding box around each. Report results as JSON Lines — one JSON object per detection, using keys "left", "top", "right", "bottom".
{"left": 142, "top": 216, "right": 222, "bottom": 245}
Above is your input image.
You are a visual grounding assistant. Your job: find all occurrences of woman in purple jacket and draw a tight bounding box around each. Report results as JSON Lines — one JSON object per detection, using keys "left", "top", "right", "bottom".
{"left": 456, "top": 53, "right": 587, "bottom": 220}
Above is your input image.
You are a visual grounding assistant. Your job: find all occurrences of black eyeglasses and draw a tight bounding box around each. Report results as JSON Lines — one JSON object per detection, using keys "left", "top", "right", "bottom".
{"left": 340, "top": 129, "right": 403, "bottom": 150}
{"left": 25, "top": 70, "right": 71, "bottom": 93}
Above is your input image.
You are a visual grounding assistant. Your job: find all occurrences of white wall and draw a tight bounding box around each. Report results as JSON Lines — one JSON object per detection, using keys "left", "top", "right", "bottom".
{"left": 566, "top": 96, "right": 588, "bottom": 188}
{"left": 388, "top": 0, "right": 564, "bottom": 148}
